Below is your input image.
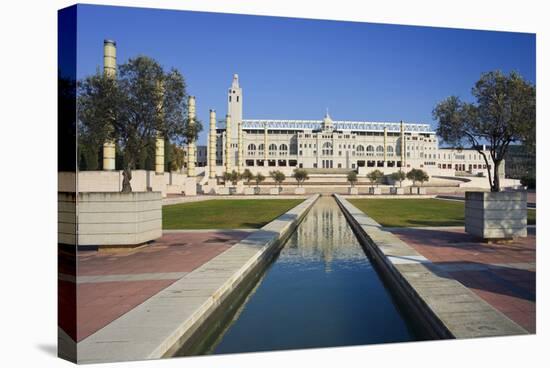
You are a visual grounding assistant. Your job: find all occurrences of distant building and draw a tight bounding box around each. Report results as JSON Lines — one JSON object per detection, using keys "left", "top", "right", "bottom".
{"left": 209, "top": 74, "right": 497, "bottom": 176}
{"left": 505, "top": 145, "right": 535, "bottom": 179}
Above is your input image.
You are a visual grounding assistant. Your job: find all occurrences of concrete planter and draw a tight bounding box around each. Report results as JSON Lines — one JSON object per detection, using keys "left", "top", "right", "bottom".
{"left": 390, "top": 187, "right": 404, "bottom": 195}
{"left": 294, "top": 187, "right": 306, "bottom": 194}
{"left": 348, "top": 187, "right": 359, "bottom": 195}
{"left": 216, "top": 187, "right": 230, "bottom": 195}
{"left": 58, "top": 191, "right": 162, "bottom": 247}
{"left": 465, "top": 191, "right": 527, "bottom": 239}
{"left": 368, "top": 187, "right": 382, "bottom": 195}
{"left": 417, "top": 187, "right": 427, "bottom": 195}
{"left": 243, "top": 187, "right": 255, "bottom": 195}
{"left": 269, "top": 187, "right": 280, "bottom": 195}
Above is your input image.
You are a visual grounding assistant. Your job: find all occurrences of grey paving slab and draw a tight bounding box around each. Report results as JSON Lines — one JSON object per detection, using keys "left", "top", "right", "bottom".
{"left": 334, "top": 194, "right": 528, "bottom": 340}
{"left": 77, "top": 194, "right": 319, "bottom": 364}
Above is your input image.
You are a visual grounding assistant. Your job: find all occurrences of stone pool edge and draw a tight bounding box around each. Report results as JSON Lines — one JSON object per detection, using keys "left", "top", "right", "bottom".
{"left": 76, "top": 194, "right": 320, "bottom": 364}
{"left": 334, "top": 194, "right": 528, "bottom": 340}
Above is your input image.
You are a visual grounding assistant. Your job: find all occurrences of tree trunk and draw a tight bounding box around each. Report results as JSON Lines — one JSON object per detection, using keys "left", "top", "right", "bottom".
{"left": 122, "top": 167, "right": 133, "bottom": 193}
{"left": 492, "top": 160, "right": 501, "bottom": 192}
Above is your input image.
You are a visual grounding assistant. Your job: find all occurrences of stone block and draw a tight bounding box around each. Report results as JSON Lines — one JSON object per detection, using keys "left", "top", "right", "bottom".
{"left": 216, "top": 187, "right": 230, "bottom": 195}
{"left": 294, "top": 187, "right": 306, "bottom": 194}
{"left": 269, "top": 187, "right": 280, "bottom": 195}
{"left": 58, "top": 192, "right": 162, "bottom": 246}
{"left": 465, "top": 191, "right": 527, "bottom": 239}
{"left": 348, "top": 187, "right": 359, "bottom": 195}
{"left": 243, "top": 187, "right": 255, "bottom": 195}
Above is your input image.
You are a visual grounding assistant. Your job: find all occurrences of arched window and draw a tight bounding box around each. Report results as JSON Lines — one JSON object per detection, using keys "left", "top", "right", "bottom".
{"left": 387, "top": 146, "right": 394, "bottom": 156}
{"left": 279, "top": 144, "right": 288, "bottom": 156}
{"left": 366, "top": 145, "right": 374, "bottom": 156}
{"left": 376, "top": 145, "right": 384, "bottom": 156}
{"left": 322, "top": 142, "right": 333, "bottom": 156}
{"left": 247, "top": 143, "right": 256, "bottom": 156}
{"left": 269, "top": 144, "right": 278, "bottom": 156}
{"left": 258, "top": 144, "right": 264, "bottom": 152}
{"left": 356, "top": 145, "right": 365, "bottom": 156}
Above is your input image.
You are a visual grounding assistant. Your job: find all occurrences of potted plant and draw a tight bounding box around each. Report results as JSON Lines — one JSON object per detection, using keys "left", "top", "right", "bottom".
{"left": 269, "top": 170, "right": 286, "bottom": 195}
{"left": 292, "top": 168, "right": 309, "bottom": 194}
{"left": 406, "top": 168, "right": 429, "bottom": 194}
{"left": 347, "top": 171, "right": 358, "bottom": 195}
{"left": 366, "top": 169, "right": 383, "bottom": 195}
{"left": 433, "top": 71, "right": 534, "bottom": 239}
{"left": 254, "top": 173, "right": 265, "bottom": 195}
{"left": 389, "top": 170, "right": 405, "bottom": 195}
{"left": 242, "top": 169, "right": 255, "bottom": 195}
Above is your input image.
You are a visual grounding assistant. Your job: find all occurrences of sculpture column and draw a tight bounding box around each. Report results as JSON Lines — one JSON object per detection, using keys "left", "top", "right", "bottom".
{"left": 400, "top": 120, "right": 405, "bottom": 167}
{"left": 209, "top": 109, "right": 217, "bottom": 179}
{"left": 155, "top": 81, "right": 165, "bottom": 175}
{"left": 102, "top": 39, "right": 116, "bottom": 171}
{"left": 187, "top": 96, "right": 196, "bottom": 177}
{"left": 238, "top": 121, "right": 244, "bottom": 172}
{"left": 225, "top": 114, "right": 232, "bottom": 172}
{"left": 263, "top": 123, "right": 268, "bottom": 162}
{"left": 383, "top": 127, "right": 387, "bottom": 166}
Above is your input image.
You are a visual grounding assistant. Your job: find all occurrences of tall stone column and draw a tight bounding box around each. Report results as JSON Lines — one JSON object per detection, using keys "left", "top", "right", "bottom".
{"left": 102, "top": 39, "right": 116, "bottom": 171}
{"left": 238, "top": 121, "right": 244, "bottom": 173}
{"left": 209, "top": 109, "right": 217, "bottom": 179}
{"left": 225, "top": 114, "right": 232, "bottom": 172}
{"left": 263, "top": 123, "right": 268, "bottom": 161}
{"left": 187, "top": 96, "right": 196, "bottom": 177}
{"left": 155, "top": 134, "right": 164, "bottom": 175}
{"left": 383, "top": 127, "right": 387, "bottom": 166}
{"left": 400, "top": 120, "right": 405, "bottom": 167}
{"left": 155, "top": 81, "right": 165, "bottom": 175}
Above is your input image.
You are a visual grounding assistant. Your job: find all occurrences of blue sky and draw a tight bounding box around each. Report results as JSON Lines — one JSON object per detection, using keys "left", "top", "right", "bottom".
{"left": 75, "top": 4, "right": 536, "bottom": 145}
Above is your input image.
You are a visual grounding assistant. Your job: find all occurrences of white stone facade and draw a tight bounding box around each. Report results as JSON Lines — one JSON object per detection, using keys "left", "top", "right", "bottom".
{"left": 210, "top": 75, "right": 499, "bottom": 178}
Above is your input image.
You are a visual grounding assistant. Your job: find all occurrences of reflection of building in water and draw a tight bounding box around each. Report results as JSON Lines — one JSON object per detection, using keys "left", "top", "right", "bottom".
{"left": 279, "top": 198, "right": 366, "bottom": 272}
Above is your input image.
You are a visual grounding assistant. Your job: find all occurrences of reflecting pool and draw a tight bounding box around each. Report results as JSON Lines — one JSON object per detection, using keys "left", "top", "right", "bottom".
{"left": 204, "top": 196, "right": 417, "bottom": 354}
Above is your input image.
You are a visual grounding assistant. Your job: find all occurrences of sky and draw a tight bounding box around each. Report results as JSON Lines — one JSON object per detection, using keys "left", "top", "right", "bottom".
{"left": 75, "top": 4, "right": 536, "bottom": 145}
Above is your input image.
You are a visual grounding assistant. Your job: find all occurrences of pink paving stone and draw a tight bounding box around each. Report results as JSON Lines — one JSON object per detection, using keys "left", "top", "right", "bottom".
{"left": 58, "top": 230, "right": 251, "bottom": 342}
{"left": 390, "top": 227, "right": 536, "bottom": 333}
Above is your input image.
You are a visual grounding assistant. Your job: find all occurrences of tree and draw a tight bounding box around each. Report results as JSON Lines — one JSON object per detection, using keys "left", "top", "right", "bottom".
{"left": 78, "top": 56, "right": 202, "bottom": 192}
{"left": 223, "top": 170, "right": 240, "bottom": 185}
{"left": 390, "top": 170, "right": 406, "bottom": 187}
{"left": 433, "top": 70, "right": 535, "bottom": 192}
{"left": 406, "top": 168, "right": 429, "bottom": 187}
{"left": 347, "top": 171, "right": 358, "bottom": 187}
{"left": 270, "top": 170, "right": 286, "bottom": 191}
{"left": 254, "top": 173, "right": 266, "bottom": 189}
{"left": 242, "top": 169, "right": 254, "bottom": 187}
{"left": 367, "top": 170, "right": 384, "bottom": 188}
{"left": 292, "top": 169, "right": 309, "bottom": 187}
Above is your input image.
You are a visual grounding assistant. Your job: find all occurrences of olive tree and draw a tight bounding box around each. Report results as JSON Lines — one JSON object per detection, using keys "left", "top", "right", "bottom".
{"left": 390, "top": 170, "right": 406, "bottom": 187}
{"left": 433, "top": 71, "right": 535, "bottom": 192}
{"left": 406, "top": 168, "right": 429, "bottom": 187}
{"left": 292, "top": 169, "right": 309, "bottom": 187}
{"left": 78, "top": 56, "right": 202, "bottom": 192}
{"left": 242, "top": 169, "right": 254, "bottom": 187}
{"left": 347, "top": 171, "right": 358, "bottom": 188}
{"left": 270, "top": 170, "right": 286, "bottom": 191}
{"left": 367, "top": 169, "right": 384, "bottom": 188}
{"left": 254, "top": 173, "right": 266, "bottom": 189}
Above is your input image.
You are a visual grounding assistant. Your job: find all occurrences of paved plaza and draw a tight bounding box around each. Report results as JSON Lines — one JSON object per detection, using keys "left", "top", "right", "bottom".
{"left": 59, "top": 230, "right": 252, "bottom": 342}
{"left": 389, "top": 226, "right": 536, "bottom": 332}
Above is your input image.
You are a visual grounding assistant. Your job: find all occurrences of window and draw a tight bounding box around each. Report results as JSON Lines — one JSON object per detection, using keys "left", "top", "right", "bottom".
{"left": 376, "top": 145, "right": 384, "bottom": 156}
{"left": 229, "top": 96, "right": 231, "bottom": 102}
{"left": 356, "top": 145, "right": 365, "bottom": 156}
{"left": 247, "top": 144, "right": 256, "bottom": 156}
{"left": 366, "top": 145, "right": 374, "bottom": 157}
{"left": 237, "top": 96, "right": 239, "bottom": 102}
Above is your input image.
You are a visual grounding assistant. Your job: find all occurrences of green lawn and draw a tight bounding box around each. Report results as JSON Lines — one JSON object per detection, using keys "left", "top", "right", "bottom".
{"left": 163, "top": 199, "right": 304, "bottom": 229}
{"left": 348, "top": 198, "right": 536, "bottom": 228}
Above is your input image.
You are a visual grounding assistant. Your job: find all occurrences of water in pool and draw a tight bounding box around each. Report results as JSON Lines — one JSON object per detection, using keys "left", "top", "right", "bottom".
{"left": 206, "top": 196, "right": 416, "bottom": 354}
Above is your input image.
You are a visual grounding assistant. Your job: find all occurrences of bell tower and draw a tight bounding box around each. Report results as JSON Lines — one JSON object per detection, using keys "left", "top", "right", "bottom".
{"left": 227, "top": 74, "right": 242, "bottom": 143}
